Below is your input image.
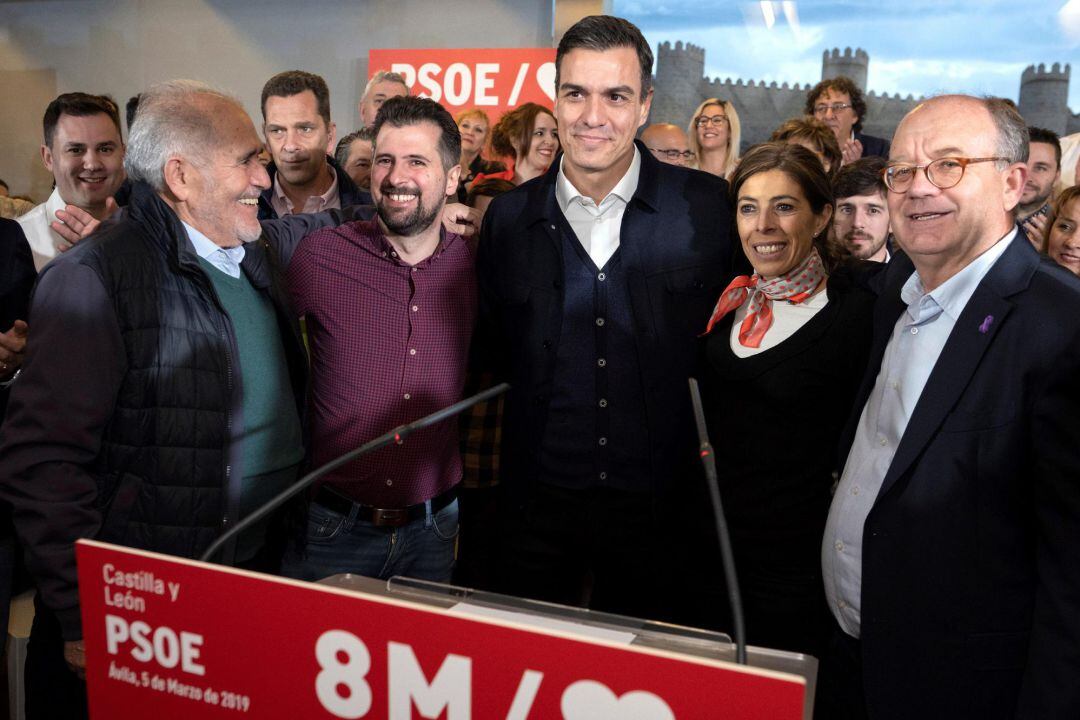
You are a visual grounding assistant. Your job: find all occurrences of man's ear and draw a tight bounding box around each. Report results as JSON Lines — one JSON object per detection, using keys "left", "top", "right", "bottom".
{"left": 163, "top": 156, "right": 195, "bottom": 202}
{"left": 327, "top": 121, "right": 337, "bottom": 155}
{"left": 1002, "top": 161, "right": 1027, "bottom": 213}
{"left": 41, "top": 143, "right": 54, "bottom": 173}
{"left": 445, "top": 164, "right": 462, "bottom": 198}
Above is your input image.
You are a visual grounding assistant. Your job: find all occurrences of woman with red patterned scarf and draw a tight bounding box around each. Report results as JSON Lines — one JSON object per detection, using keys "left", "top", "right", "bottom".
{"left": 689, "top": 142, "right": 879, "bottom": 659}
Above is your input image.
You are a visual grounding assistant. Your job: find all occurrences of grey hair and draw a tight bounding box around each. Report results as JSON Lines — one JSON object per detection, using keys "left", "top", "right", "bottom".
{"left": 983, "top": 96, "right": 1029, "bottom": 167}
{"left": 361, "top": 70, "right": 409, "bottom": 101}
{"left": 124, "top": 80, "right": 240, "bottom": 191}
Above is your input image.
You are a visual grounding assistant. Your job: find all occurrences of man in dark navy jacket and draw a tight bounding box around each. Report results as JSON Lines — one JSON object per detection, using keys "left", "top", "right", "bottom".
{"left": 477, "top": 15, "right": 736, "bottom": 621}
{"left": 819, "top": 96, "right": 1080, "bottom": 719}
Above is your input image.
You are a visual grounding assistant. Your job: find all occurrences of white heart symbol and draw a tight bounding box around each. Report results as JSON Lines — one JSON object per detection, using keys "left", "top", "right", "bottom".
{"left": 536, "top": 62, "right": 557, "bottom": 101}
{"left": 560, "top": 680, "right": 676, "bottom": 720}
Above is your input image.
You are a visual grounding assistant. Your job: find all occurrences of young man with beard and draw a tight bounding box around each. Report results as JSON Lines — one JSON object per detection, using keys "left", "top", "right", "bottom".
{"left": 833, "top": 156, "right": 891, "bottom": 263}
{"left": 279, "top": 96, "right": 473, "bottom": 585}
{"left": 17, "top": 93, "right": 126, "bottom": 270}
{"left": 1017, "top": 126, "right": 1061, "bottom": 247}
{"left": 258, "top": 70, "right": 371, "bottom": 219}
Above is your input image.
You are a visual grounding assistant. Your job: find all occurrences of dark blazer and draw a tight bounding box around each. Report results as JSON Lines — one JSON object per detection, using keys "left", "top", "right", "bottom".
{"left": 477, "top": 140, "right": 737, "bottom": 497}
{"left": 258, "top": 154, "right": 372, "bottom": 220}
{"left": 855, "top": 131, "right": 890, "bottom": 159}
{"left": 0, "top": 219, "right": 35, "bottom": 419}
{"left": 842, "top": 237, "right": 1080, "bottom": 719}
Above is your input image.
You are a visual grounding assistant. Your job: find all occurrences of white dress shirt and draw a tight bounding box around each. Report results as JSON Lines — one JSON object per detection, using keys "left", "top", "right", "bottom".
{"left": 16, "top": 188, "right": 71, "bottom": 271}
{"left": 822, "top": 228, "right": 1017, "bottom": 638}
{"left": 555, "top": 148, "right": 641, "bottom": 269}
{"left": 183, "top": 222, "right": 245, "bottom": 278}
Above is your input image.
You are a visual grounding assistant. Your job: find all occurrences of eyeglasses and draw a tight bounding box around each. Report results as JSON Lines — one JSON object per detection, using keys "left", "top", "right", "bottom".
{"left": 812, "top": 102, "right": 853, "bottom": 115}
{"left": 882, "top": 157, "right": 1008, "bottom": 193}
{"left": 648, "top": 147, "right": 695, "bottom": 160}
{"left": 694, "top": 115, "right": 729, "bottom": 128}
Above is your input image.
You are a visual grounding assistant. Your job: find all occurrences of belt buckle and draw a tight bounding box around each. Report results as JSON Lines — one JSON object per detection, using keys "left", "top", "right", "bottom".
{"left": 372, "top": 508, "right": 408, "bottom": 527}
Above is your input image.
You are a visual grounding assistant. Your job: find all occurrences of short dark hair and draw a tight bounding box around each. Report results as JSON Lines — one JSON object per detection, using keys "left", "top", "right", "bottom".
{"left": 260, "top": 70, "right": 332, "bottom": 126}
{"left": 731, "top": 142, "right": 848, "bottom": 271}
{"left": 556, "top": 15, "right": 653, "bottom": 98}
{"left": 833, "top": 156, "right": 887, "bottom": 200}
{"left": 1028, "top": 126, "right": 1062, "bottom": 169}
{"left": 334, "top": 127, "right": 375, "bottom": 167}
{"left": 42, "top": 93, "right": 123, "bottom": 147}
{"left": 125, "top": 95, "right": 141, "bottom": 132}
{"left": 491, "top": 102, "right": 556, "bottom": 160}
{"left": 770, "top": 116, "right": 842, "bottom": 183}
{"left": 805, "top": 76, "right": 868, "bottom": 132}
{"left": 372, "top": 96, "right": 461, "bottom": 172}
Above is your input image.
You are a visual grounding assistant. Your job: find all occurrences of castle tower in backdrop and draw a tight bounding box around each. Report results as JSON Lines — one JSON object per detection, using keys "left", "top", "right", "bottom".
{"left": 1019, "top": 63, "right": 1072, "bottom": 136}
{"left": 822, "top": 48, "right": 868, "bottom": 92}
{"left": 651, "top": 46, "right": 1080, "bottom": 150}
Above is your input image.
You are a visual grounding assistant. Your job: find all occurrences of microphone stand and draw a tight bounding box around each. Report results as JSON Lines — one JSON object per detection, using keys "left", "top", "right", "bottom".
{"left": 688, "top": 377, "right": 747, "bottom": 665}
{"left": 199, "top": 383, "right": 510, "bottom": 563}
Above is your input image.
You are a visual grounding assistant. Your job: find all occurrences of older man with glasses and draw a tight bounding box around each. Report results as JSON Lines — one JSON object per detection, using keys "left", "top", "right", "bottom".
{"left": 640, "top": 123, "right": 694, "bottom": 167}
{"left": 817, "top": 94, "right": 1080, "bottom": 720}
{"left": 805, "top": 76, "right": 890, "bottom": 165}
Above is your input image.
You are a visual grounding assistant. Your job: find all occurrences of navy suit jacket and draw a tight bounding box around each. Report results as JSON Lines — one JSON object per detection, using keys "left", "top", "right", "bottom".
{"left": 856, "top": 131, "right": 890, "bottom": 159}
{"left": 841, "top": 236, "right": 1080, "bottom": 719}
{"left": 477, "top": 141, "right": 738, "bottom": 497}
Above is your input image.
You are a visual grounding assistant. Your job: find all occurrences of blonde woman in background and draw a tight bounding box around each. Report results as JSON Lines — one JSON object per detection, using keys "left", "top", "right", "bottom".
{"left": 688, "top": 98, "right": 741, "bottom": 179}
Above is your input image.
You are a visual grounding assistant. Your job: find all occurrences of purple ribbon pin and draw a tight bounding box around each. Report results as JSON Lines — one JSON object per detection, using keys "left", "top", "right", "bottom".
{"left": 978, "top": 315, "right": 994, "bottom": 334}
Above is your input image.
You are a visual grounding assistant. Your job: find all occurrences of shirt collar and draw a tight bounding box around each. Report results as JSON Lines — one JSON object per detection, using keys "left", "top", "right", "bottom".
{"left": 900, "top": 227, "right": 1018, "bottom": 322}
{"left": 273, "top": 162, "right": 339, "bottom": 213}
{"left": 555, "top": 146, "right": 641, "bottom": 213}
{"left": 182, "top": 221, "right": 246, "bottom": 264}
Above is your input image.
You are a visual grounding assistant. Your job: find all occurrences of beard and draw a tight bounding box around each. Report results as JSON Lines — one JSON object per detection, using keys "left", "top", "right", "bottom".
{"left": 846, "top": 230, "right": 887, "bottom": 260}
{"left": 375, "top": 183, "right": 443, "bottom": 237}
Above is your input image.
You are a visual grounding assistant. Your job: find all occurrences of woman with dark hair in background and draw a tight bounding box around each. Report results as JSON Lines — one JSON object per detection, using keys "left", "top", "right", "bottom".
{"left": 692, "top": 142, "right": 877, "bottom": 657}
{"left": 476, "top": 102, "right": 558, "bottom": 187}
{"left": 688, "top": 98, "right": 742, "bottom": 179}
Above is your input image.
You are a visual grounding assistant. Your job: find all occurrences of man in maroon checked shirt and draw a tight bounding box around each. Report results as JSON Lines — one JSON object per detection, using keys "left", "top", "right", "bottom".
{"left": 278, "top": 96, "right": 474, "bottom": 583}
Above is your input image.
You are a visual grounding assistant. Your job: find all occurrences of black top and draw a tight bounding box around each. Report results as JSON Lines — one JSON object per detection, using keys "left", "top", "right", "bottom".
{"left": 700, "top": 264, "right": 876, "bottom": 539}
{"left": 0, "top": 218, "right": 35, "bottom": 419}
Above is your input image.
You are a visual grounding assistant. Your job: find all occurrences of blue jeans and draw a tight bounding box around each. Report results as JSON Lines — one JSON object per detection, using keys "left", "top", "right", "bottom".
{"left": 282, "top": 497, "right": 459, "bottom": 583}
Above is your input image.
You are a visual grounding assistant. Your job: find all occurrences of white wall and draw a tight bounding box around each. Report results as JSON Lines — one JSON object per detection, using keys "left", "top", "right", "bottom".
{"left": 0, "top": 0, "right": 554, "bottom": 201}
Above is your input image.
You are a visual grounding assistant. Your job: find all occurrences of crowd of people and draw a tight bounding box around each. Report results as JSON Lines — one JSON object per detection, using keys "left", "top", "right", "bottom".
{"left": 1, "top": 12, "right": 1079, "bottom": 720}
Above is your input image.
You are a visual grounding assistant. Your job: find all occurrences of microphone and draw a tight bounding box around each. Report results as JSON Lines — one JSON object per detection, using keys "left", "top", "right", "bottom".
{"left": 198, "top": 382, "right": 511, "bottom": 563}
{"left": 688, "top": 377, "right": 747, "bottom": 665}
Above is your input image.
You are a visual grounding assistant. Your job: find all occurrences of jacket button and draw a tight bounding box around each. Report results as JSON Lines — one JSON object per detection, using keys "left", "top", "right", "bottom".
{"left": 542, "top": 340, "right": 552, "bottom": 349}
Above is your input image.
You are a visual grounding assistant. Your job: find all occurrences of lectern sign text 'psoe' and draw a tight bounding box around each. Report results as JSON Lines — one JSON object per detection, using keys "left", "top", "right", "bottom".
{"left": 368, "top": 48, "right": 558, "bottom": 121}
{"left": 77, "top": 540, "right": 804, "bottom": 718}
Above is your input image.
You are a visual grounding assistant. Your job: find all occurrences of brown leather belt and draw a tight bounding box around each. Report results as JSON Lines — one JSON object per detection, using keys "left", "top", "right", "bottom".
{"left": 313, "top": 484, "right": 458, "bottom": 528}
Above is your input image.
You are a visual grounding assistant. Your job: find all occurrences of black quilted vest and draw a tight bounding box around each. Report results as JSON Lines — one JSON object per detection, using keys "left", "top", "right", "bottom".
{"left": 82, "top": 182, "right": 305, "bottom": 560}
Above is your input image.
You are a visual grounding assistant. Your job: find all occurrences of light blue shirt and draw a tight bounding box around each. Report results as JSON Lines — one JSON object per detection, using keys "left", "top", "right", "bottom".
{"left": 822, "top": 228, "right": 1017, "bottom": 638}
{"left": 183, "top": 222, "right": 246, "bottom": 279}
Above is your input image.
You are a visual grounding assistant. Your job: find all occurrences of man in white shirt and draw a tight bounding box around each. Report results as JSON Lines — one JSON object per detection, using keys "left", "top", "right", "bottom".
{"left": 819, "top": 95, "right": 1080, "bottom": 719}
{"left": 17, "top": 93, "right": 125, "bottom": 270}
{"left": 477, "top": 15, "right": 736, "bottom": 624}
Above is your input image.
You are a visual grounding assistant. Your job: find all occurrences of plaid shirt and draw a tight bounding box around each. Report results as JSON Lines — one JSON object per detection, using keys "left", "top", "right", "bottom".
{"left": 459, "top": 370, "right": 503, "bottom": 489}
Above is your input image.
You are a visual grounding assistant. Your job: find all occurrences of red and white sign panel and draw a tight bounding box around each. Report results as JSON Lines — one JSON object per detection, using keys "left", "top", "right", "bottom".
{"left": 368, "top": 48, "right": 557, "bottom": 121}
{"left": 77, "top": 540, "right": 804, "bottom": 718}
